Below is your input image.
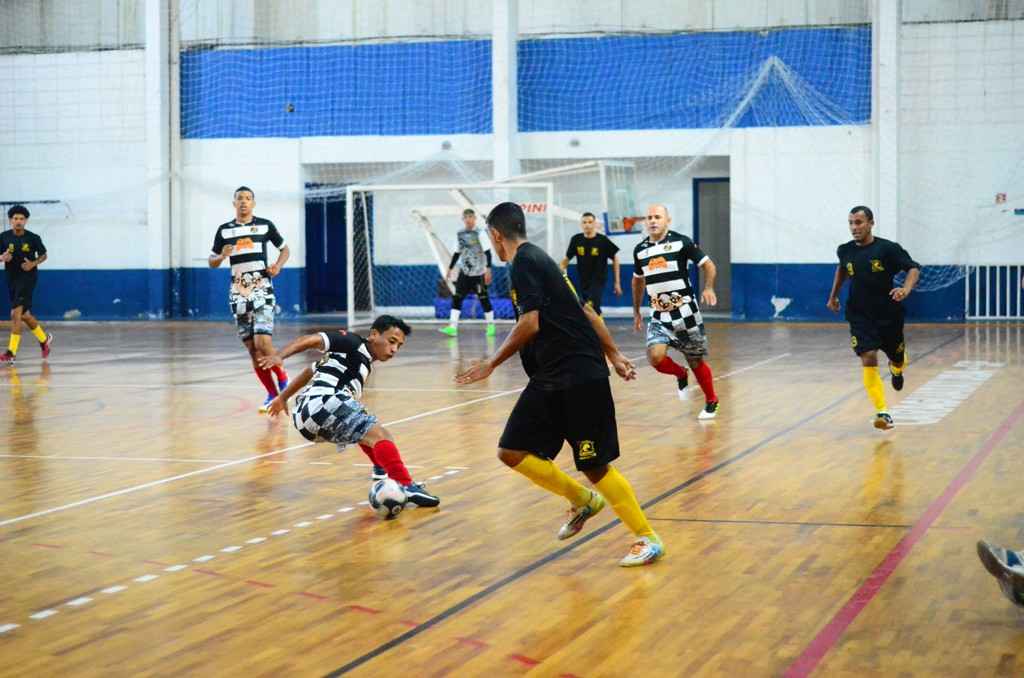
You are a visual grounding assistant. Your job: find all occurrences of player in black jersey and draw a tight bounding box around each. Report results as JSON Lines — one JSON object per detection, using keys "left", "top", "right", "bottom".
{"left": 210, "top": 187, "right": 291, "bottom": 412}
{"left": 262, "top": 315, "right": 439, "bottom": 508}
{"left": 1, "top": 205, "right": 53, "bottom": 366}
{"left": 456, "top": 202, "right": 663, "bottom": 567}
{"left": 559, "top": 212, "right": 621, "bottom": 316}
{"left": 827, "top": 206, "right": 920, "bottom": 430}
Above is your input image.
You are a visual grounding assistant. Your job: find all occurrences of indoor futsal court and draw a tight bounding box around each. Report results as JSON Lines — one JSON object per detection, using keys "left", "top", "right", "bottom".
{"left": 1, "top": 320, "right": 1023, "bottom": 675}
{"left": 4, "top": 0, "right": 1024, "bottom": 676}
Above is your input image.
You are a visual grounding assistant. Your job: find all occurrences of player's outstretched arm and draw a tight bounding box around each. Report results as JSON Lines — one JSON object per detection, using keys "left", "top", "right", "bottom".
{"left": 259, "top": 333, "right": 327, "bottom": 369}
{"left": 267, "top": 366, "right": 314, "bottom": 417}
{"left": 826, "top": 266, "right": 848, "bottom": 312}
{"left": 582, "top": 304, "right": 636, "bottom": 381}
{"left": 455, "top": 310, "right": 540, "bottom": 384}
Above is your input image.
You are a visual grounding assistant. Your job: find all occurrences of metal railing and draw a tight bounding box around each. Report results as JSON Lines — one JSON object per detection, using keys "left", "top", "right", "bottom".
{"left": 966, "top": 265, "right": 1024, "bottom": 320}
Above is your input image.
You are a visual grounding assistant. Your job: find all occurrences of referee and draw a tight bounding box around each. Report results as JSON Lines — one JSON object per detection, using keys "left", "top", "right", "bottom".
{"left": 1, "top": 205, "right": 52, "bottom": 365}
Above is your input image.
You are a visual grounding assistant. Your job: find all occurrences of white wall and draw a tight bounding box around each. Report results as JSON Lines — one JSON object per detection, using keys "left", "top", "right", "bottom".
{"left": 0, "top": 49, "right": 147, "bottom": 269}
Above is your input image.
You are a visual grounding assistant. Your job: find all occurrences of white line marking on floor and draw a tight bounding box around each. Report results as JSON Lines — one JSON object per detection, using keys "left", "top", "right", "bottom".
{"left": 192, "top": 555, "right": 215, "bottom": 563}
{"left": 309, "top": 462, "right": 332, "bottom": 466}
{"left": 30, "top": 610, "right": 57, "bottom": 620}
{"left": 245, "top": 537, "right": 266, "bottom": 544}
{"left": 0, "top": 455, "right": 236, "bottom": 464}
{"left": 352, "top": 463, "right": 423, "bottom": 469}
{"left": 357, "top": 501, "right": 369, "bottom": 506}
{"left": 164, "top": 565, "right": 188, "bottom": 572}
{"left": 445, "top": 466, "right": 470, "bottom": 470}
{"left": 429, "top": 475, "right": 444, "bottom": 480}
{"left": 294, "top": 521, "right": 312, "bottom": 528}
{"left": 890, "top": 365, "right": 998, "bottom": 426}
{"left": 220, "top": 546, "right": 241, "bottom": 553}
{"left": 100, "top": 586, "right": 127, "bottom": 594}
{"left": 337, "top": 507, "right": 354, "bottom": 513}
{"left": 316, "top": 514, "right": 334, "bottom": 520}
{"left": 0, "top": 624, "right": 19, "bottom": 634}
{"left": 270, "top": 529, "right": 289, "bottom": 536}
{"left": 445, "top": 470, "right": 460, "bottom": 475}
{"left": 133, "top": 575, "right": 159, "bottom": 583}
{"left": 65, "top": 597, "right": 92, "bottom": 607}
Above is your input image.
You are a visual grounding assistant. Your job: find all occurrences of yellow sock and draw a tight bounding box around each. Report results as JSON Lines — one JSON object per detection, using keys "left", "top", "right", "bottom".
{"left": 30, "top": 325, "right": 46, "bottom": 343}
{"left": 8, "top": 333, "right": 21, "bottom": 355}
{"left": 594, "top": 465, "right": 658, "bottom": 542}
{"left": 862, "top": 366, "right": 887, "bottom": 412}
{"left": 512, "top": 454, "right": 592, "bottom": 507}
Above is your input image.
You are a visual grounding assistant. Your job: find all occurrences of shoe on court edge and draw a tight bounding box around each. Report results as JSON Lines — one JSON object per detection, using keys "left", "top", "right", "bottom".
{"left": 40, "top": 333, "right": 53, "bottom": 359}
{"left": 874, "top": 412, "right": 895, "bottom": 430}
{"left": 619, "top": 536, "right": 665, "bottom": 567}
{"left": 0, "top": 351, "right": 14, "bottom": 366}
{"left": 403, "top": 482, "right": 440, "bottom": 508}
{"left": 890, "top": 367, "right": 904, "bottom": 391}
{"left": 371, "top": 465, "right": 387, "bottom": 481}
{"left": 977, "top": 540, "right": 1024, "bottom": 606}
{"left": 557, "top": 490, "right": 606, "bottom": 540}
{"left": 259, "top": 393, "right": 276, "bottom": 413}
{"left": 676, "top": 373, "right": 688, "bottom": 401}
{"left": 439, "top": 325, "right": 458, "bottom": 337}
{"left": 698, "top": 400, "right": 719, "bottom": 420}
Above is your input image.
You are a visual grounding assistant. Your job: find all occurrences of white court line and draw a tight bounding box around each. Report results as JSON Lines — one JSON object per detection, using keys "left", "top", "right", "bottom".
{"left": 133, "top": 575, "right": 159, "bottom": 583}
{"left": 65, "top": 597, "right": 92, "bottom": 607}
{"left": 30, "top": 610, "right": 57, "bottom": 620}
{"left": 0, "top": 455, "right": 236, "bottom": 464}
{"left": 100, "top": 585, "right": 127, "bottom": 594}
{"left": 0, "top": 623, "right": 19, "bottom": 634}
{"left": 0, "top": 354, "right": 789, "bottom": 529}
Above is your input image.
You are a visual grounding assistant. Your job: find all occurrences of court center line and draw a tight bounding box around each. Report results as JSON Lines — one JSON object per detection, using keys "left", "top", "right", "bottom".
{"left": 0, "top": 351, "right": 790, "bottom": 529}
{"left": 783, "top": 396, "right": 1024, "bottom": 678}
{"left": 323, "top": 333, "right": 960, "bottom": 676}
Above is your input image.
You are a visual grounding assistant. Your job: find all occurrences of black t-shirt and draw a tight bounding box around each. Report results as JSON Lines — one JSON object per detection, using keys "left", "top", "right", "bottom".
{"left": 509, "top": 241, "right": 609, "bottom": 390}
{"left": 565, "top": 233, "right": 619, "bottom": 285}
{"left": 837, "top": 237, "right": 920, "bottom": 321}
{"left": 1, "top": 229, "right": 46, "bottom": 280}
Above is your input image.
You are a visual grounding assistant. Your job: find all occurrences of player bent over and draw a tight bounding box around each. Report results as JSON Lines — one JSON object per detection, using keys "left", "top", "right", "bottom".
{"left": 261, "top": 315, "right": 439, "bottom": 508}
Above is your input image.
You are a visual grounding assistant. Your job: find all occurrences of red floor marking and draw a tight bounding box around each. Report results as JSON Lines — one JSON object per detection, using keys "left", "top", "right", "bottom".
{"left": 31, "top": 543, "right": 62, "bottom": 549}
{"left": 193, "top": 568, "right": 224, "bottom": 578}
{"left": 89, "top": 550, "right": 114, "bottom": 557}
{"left": 456, "top": 637, "right": 489, "bottom": 649}
{"left": 785, "top": 399, "right": 1024, "bottom": 678}
{"left": 559, "top": 674, "right": 584, "bottom": 678}
{"left": 348, "top": 604, "right": 381, "bottom": 615}
{"left": 244, "top": 579, "right": 275, "bottom": 589}
{"left": 298, "top": 591, "right": 330, "bottom": 601}
{"left": 508, "top": 654, "right": 541, "bottom": 667}
{"left": 399, "top": 620, "right": 420, "bottom": 628}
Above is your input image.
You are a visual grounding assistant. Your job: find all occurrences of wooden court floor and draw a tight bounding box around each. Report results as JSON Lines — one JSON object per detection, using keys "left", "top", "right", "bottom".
{"left": 1, "top": 319, "right": 1023, "bottom": 677}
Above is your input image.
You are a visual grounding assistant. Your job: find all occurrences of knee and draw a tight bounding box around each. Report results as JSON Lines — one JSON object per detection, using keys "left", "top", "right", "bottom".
{"left": 686, "top": 356, "right": 703, "bottom": 369}
{"left": 497, "top": 448, "right": 522, "bottom": 468}
{"left": 860, "top": 351, "right": 879, "bottom": 367}
{"left": 646, "top": 350, "right": 664, "bottom": 368}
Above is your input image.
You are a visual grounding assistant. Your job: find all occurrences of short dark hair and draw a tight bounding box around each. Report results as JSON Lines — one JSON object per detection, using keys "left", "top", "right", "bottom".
{"left": 234, "top": 186, "right": 255, "bottom": 200}
{"left": 371, "top": 314, "right": 412, "bottom": 337}
{"left": 7, "top": 205, "right": 29, "bottom": 219}
{"left": 850, "top": 205, "right": 874, "bottom": 221}
{"left": 462, "top": 208, "right": 476, "bottom": 217}
{"left": 581, "top": 211, "right": 596, "bottom": 220}
{"left": 486, "top": 202, "right": 527, "bottom": 239}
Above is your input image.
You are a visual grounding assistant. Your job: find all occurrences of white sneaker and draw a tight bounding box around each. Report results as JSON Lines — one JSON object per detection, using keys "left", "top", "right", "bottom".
{"left": 619, "top": 536, "right": 664, "bottom": 567}
{"left": 977, "top": 540, "right": 1024, "bottom": 606}
{"left": 557, "top": 491, "right": 605, "bottom": 540}
{"left": 697, "top": 401, "right": 719, "bottom": 420}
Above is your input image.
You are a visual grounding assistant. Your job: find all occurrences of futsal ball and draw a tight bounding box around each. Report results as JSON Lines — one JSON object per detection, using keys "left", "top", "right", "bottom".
{"left": 368, "top": 478, "right": 406, "bottom": 520}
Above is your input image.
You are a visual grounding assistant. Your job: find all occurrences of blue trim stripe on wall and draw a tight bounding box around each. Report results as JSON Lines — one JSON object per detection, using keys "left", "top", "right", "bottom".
{"left": 181, "top": 27, "right": 870, "bottom": 138}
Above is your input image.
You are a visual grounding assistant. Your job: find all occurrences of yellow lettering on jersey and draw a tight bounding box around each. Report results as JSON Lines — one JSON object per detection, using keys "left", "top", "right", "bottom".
{"left": 578, "top": 440, "right": 596, "bottom": 459}
{"left": 871, "top": 259, "right": 884, "bottom": 272}
{"left": 846, "top": 262, "right": 854, "bottom": 276}
{"left": 576, "top": 246, "right": 585, "bottom": 256}
{"left": 21, "top": 243, "right": 30, "bottom": 252}
{"left": 851, "top": 336, "right": 858, "bottom": 348}
{"left": 590, "top": 247, "right": 600, "bottom": 256}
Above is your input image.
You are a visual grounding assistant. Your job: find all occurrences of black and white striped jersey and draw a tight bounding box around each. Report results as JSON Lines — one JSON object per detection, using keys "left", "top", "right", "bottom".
{"left": 211, "top": 217, "right": 286, "bottom": 314}
{"left": 633, "top": 230, "right": 709, "bottom": 328}
{"left": 301, "top": 331, "right": 373, "bottom": 401}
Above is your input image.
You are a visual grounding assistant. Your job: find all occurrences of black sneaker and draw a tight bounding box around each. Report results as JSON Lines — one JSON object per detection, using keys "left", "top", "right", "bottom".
{"left": 874, "top": 412, "right": 895, "bottom": 430}
{"left": 371, "top": 465, "right": 387, "bottom": 481}
{"left": 0, "top": 351, "right": 14, "bottom": 366}
{"left": 402, "top": 482, "right": 440, "bottom": 508}
{"left": 698, "top": 400, "right": 719, "bottom": 420}
{"left": 676, "top": 373, "right": 688, "bottom": 401}
{"left": 890, "top": 368, "right": 904, "bottom": 391}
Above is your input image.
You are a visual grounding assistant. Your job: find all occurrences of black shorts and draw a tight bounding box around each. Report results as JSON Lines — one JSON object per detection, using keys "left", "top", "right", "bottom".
{"left": 848, "top": 314, "right": 906, "bottom": 361}
{"left": 498, "top": 377, "right": 620, "bottom": 471}
{"left": 578, "top": 279, "right": 606, "bottom": 315}
{"left": 6, "top": 275, "right": 36, "bottom": 312}
{"left": 454, "top": 273, "right": 487, "bottom": 298}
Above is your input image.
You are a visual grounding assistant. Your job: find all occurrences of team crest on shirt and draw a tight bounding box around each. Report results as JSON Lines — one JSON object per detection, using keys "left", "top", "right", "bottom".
{"left": 870, "top": 259, "right": 884, "bottom": 272}
{"left": 578, "top": 440, "right": 596, "bottom": 459}
{"left": 251, "top": 225, "right": 258, "bottom": 233}
{"left": 846, "top": 262, "right": 854, "bottom": 276}
{"left": 21, "top": 243, "right": 30, "bottom": 252}
{"left": 590, "top": 247, "right": 599, "bottom": 256}
{"left": 577, "top": 246, "right": 585, "bottom": 255}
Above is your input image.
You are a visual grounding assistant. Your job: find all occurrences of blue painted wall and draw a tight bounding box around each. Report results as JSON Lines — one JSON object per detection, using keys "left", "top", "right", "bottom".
{"left": 181, "top": 27, "right": 870, "bottom": 138}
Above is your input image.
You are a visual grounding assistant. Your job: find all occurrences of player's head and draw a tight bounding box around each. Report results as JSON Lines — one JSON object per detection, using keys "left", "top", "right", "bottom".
{"left": 848, "top": 205, "right": 874, "bottom": 243}
{"left": 486, "top": 202, "right": 527, "bottom": 262}
{"left": 367, "top": 314, "right": 411, "bottom": 361}
{"left": 581, "top": 212, "right": 598, "bottom": 237}
{"left": 233, "top": 186, "right": 255, "bottom": 218}
{"left": 645, "top": 204, "right": 671, "bottom": 240}
{"left": 7, "top": 205, "right": 29, "bottom": 232}
{"left": 462, "top": 208, "right": 477, "bottom": 229}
